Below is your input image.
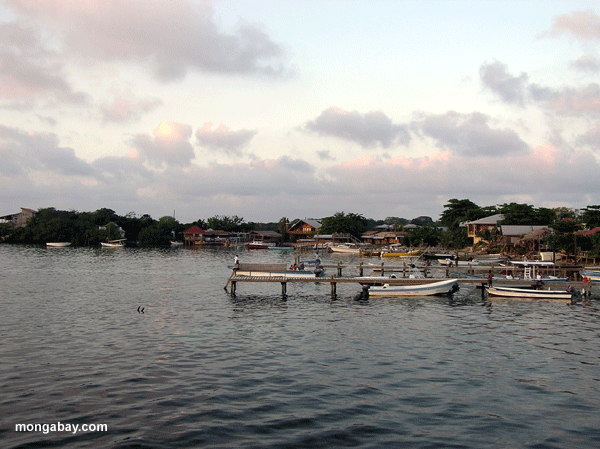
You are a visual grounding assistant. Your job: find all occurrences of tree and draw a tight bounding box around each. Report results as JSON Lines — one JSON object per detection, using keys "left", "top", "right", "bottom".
{"left": 207, "top": 215, "right": 245, "bottom": 232}
{"left": 582, "top": 205, "right": 600, "bottom": 229}
{"left": 440, "top": 199, "right": 486, "bottom": 229}
{"left": 320, "top": 212, "right": 368, "bottom": 238}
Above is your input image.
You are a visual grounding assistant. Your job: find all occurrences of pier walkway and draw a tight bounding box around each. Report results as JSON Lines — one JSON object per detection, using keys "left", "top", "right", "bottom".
{"left": 224, "top": 273, "right": 592, "bottom": 297}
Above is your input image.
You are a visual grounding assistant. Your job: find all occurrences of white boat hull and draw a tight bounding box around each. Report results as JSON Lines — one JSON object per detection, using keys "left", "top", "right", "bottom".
{"left": 46, "top": 242, "right": 71, "bottom": 247}
{"left": 368, "top": 279, "right": 459, "bottom": 297}
{"left": 486, "top": 286, "right": 572, "bottom": 300}
{"left": 581, "top": 270, "right": 600, "bottom": 281}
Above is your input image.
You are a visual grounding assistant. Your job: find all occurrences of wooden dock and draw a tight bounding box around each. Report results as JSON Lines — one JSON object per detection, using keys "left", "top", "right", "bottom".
{"left": 224, "top": 271, "right": 592, "bottom": 297}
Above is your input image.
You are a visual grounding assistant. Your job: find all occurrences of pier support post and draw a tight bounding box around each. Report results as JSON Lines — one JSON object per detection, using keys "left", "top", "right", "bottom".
{"left": 337, "top": 262, "right": 342, "bottom": 276}
{"left": 231, "top": 281, "right": 236, "bottom": 296}
{"left": 281, "top": 282, "right": 287, "bottom": 295}
{"left": 359, "top": 262, "right": 363, "bottom": 277}
{"left": 380, "top": 262, "right": 384, "bottom": 276}
{"left": 331, "top": 281, "right": 337, "bottom": 296}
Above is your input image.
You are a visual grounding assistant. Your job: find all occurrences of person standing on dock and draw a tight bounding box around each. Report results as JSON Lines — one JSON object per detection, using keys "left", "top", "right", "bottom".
{"left": 233, "top": 255, "right": 240, "bottom": 272}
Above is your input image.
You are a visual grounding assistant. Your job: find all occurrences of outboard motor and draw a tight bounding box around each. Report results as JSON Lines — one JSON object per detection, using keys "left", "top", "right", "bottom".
{"left": 354, "top": 285, "right": 370, "bottom": 301}
{"left": 567, "top": 285, "right": 582, "bottom": 299}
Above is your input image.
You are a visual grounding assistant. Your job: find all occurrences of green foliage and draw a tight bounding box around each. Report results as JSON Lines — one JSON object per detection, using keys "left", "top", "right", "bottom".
{"left": 206, "top": 215, "right": 246, "bottom": 232}
{"left": 582, "top": 205, "right": 600, "bottom": 228}
{"left": 320, "top": 212, "right": 368, "bottom": 238}
{"left": 440, "top": 199, "right": 488, "bottom": 229}
{"left": 499, "top": 203, "right": 554, "bottom": 225}
{"left": 402, "top": 225, "right": 441, "bottom": 247}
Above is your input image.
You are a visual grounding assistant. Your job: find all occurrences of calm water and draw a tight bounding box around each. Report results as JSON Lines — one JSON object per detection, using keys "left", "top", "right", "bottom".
{"left": 1, "top": 245, "right": 599, "bottom": 449}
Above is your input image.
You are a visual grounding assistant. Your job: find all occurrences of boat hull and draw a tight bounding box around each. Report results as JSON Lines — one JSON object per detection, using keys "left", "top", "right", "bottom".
{"left": 486, "top": 286, "right": 572, "bottom": 300}
{"left": 368, "top": 279, "right": 459, "bottom": 297}
{"left": 46, "top": 242, "right": 71, "bottom": 247}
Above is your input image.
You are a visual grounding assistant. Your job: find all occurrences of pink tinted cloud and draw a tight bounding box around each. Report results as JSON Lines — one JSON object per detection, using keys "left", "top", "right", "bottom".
{"left": 549, "top": 10, "right": 600, "bottom": 41}
{"left": 6, "top": 0, "right": 287, "bottom": 81}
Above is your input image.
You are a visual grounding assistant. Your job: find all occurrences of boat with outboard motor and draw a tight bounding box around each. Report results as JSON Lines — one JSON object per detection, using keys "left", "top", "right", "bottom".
{"left": 367, "top": 279, "right": 459, "bottom": 297}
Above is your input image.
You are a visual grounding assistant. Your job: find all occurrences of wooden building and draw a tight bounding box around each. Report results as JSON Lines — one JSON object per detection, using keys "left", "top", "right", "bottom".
{"left": 466, "top": 214, "right": 504, "bottom": 244}
{"left": 288, "top": 219, "right": 322, "bottom": 242}
{"left": 184, "top": 226, "right": 205, "bottom": 247}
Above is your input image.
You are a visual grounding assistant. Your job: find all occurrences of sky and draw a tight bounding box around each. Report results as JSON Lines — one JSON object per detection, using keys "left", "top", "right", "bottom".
{"left": 1, "top": 0, "right": 600, "bottom": 224}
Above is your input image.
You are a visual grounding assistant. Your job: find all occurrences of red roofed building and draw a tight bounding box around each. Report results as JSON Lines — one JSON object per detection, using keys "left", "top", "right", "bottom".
{"left": 184, "top": 226, "right": 205, "bottom": 247}
{"left": 584, "top": 227, "right": 600, "bottom": 236}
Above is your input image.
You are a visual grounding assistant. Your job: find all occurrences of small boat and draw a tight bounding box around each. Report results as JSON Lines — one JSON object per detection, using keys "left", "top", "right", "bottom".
{"left": 170, "top": 241, "right": 183, "bottom": 247}
{"left": 486, "top": 285, "right": 573, "bottom": 300}
{"left": 423, "top": 253, "right": 455, "bottom": 261}
{"left": 246, "top": 241, "right": 274, "bottom": 249}
{"left": 230, "top": 263, "right": 324, "bottom": 278}
{"left": 46, "top": 242, "right": 71, "bottom": 247}
{"left": 381, "top": 249, "right": 421, "bottom": 259}
{"left": 473, "top": 256, "right": 507, "bottom": 265}
{"left": 581, "top": 268, "right": 600, "bottom": 282}
{"left": 329, "top": 243, "right": 361, "bottom": 254}
{"left": 368, "top": 279, "right": 459, "bottom": 297}
{"left": 101, "top": 239, "right": 126, "bottom": 248}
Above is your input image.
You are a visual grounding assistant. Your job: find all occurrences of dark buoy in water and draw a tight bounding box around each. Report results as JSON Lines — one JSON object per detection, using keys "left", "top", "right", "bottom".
{"left": 354, "top": 284, "right": 370, "bottom": 301}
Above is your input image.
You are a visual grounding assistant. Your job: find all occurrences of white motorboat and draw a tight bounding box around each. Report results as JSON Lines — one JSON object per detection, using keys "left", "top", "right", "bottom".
{"left": 46, "top": 242, "right": 71, "bottom": 247}
{"left": 581, "top": 268, "right": 600, "bottom": 282}
{"left": 329, "top": 243, "right": 361, "bottom": 254}
{"left": 101, "top": 239, "right": 125, "bottom": 248}
{"left": 486, "top": 285, "right": 573, "bottom": 300}
{"left": 368, "top": 279, "right": 459, "bottom": 297}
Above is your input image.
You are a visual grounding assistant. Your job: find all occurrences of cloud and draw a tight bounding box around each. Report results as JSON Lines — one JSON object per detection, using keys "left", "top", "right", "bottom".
{"left": 0, "top": 125, "right": 94, "bottom": 176}
{"left": 0, "top": 22, "right": 89, "bottom": 106}
{"left": 571, "top": 55, "right": 600, "bottom": 73}
{"left": 195, "top": 123, "right": 256, "bottom": 156}
{"left": 577, "top": 121, "right": 600, "bottom": 146}
{"left": 414, "top": 111, "right": 529, "bottom": 157}
{"left": 547, "top": 10, "right": 600, "bottom": 41}
{"left": 100, "top": 95, "right": 163, "bottom": 124}
{"left": 479, "top": 60, "right": 529, "bottom": 106}
{"left": 545, "top": 83, "right": 600, "bottom": 117}
{"left": 130, "top": 121, "right": 195, "bottom": 167}
{"left": 5, "top": 0, "right": 288, "bottom": 82}
{"left": 304, "top": 107, "right": 410, "bottom": 148}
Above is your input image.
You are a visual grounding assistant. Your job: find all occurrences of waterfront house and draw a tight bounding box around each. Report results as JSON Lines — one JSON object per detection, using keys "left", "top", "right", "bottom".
{"left": 500, "top": 225, "right": 553, "bottom": 253}
{"left": 249, "top": 230, "right": 282, "bottom": 245}
{"left": 184, "top": 226, "right": 204, "bottom": 247}
{"left": 0, "top": 208, "right": 37, "bottom": 228}
{"left": 466, "top": 214, "right": 505, "bottom": 244}
{"left": 288, "top": 219, "right": 322, "bottom": 242}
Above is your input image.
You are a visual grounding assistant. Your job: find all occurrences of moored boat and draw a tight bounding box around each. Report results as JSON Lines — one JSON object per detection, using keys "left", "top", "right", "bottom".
{"left": 101, "top": 239, "right": 126, "bottom": 248}
{"left": 367, "top": 279, "right": 459, "bottom": 297}
{"left": 486, "top": 285, "right": 574, "bottom": 300}
{"left": 381, "top": 249, "right": 421, "bottom": 259}
{"left": 328, "top": 243, "right": 361, "bottom": 254}
{"left": 581, "top": 268, "right": 600, "bottom": 282}
{"left": 46, "top": 242, "right": 71, "bottom": 247}
{"left": 246, "top": 241, "right": 274, "bottom": 249}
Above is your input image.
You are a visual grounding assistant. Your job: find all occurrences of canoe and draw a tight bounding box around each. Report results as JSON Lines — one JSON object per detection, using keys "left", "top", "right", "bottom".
{"left": 368, "top": 279, "right": 459, "bottom": 297}
{"left": 486, "top": 285, "right": 573, "bottom": 300}
{"left": 46, "top": 242, "right": 71, "bottom": 247}
{"left": 381, "top": 250, "right": 421, "bottom": 259}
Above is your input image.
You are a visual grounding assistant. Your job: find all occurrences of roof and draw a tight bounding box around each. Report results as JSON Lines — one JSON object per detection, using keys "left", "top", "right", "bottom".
{"left": 252, "top": 230, "right": 282, "bottom": 238}
{"left": 289, "top": 218, "right": 322, "bottom": 231}
{"left": 466, "top": 214, "right": 504, "bottom": 225}
{"left": 500, "top": 225, "right": 551, "bottom": 236}
{"left": 184, "top": 226, "right": 204, "bottom": 234}
{"left": 584, "top": 227, "right": 600, "bottom": 236}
